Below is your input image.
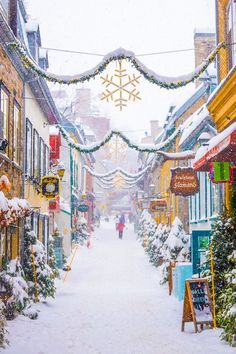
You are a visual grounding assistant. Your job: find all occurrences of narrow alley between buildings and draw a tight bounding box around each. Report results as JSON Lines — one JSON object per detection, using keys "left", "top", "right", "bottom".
{"left": 3, "top": 222, "right": 235, "bottom": 354}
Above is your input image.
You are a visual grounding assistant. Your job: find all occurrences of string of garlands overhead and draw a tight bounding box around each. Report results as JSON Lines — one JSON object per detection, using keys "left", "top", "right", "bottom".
{"left": 57, "top": 125, "right": 184, "bottom": 154}
{"left": 83, "top": 165, "right": 150, "bottom": 179}
{"left": 96, "top": 173, "right": 145, "bottom": 187}
{"left": 85, "top": 166, "right": 147, "bottom": 187}
{"left": 95, "top": 181, "right": 140, "bottom": 190}
{"left": 9, "top": 41, "right": 226, "bottom": 89}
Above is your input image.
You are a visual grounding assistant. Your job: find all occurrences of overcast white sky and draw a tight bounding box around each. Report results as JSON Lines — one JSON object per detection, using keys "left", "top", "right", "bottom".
{"left": 26, "top": 0, "right": 215, "bottom": 139}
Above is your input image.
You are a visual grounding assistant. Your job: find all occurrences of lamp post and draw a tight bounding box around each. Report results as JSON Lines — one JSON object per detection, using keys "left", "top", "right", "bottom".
{"left": 55, "top": 161, "right": 65, "bottom": 180}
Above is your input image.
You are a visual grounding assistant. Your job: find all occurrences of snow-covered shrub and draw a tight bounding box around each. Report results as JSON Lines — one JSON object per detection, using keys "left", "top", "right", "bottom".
{"left": 219, "top": 266, "right": 236, "bottom": 346}
{"left": 163, "top": 217, "right": 189, "bottom": 262}
{"left": 22, "top": 305, "right": 39, "bottom": 320}
{"left": 137, "top": 210, "right": 157, "bottom": 247}
{"left": 0, "top": 302, "right": 8, "bottom": 348}
{"left": 158, "top": 218, "right": 189, "bottom": 285}
{"left": 23, "top": 223, "right": 56, "bottom": 301}
{"left": 75, "top": 216, "right": 90, "bottom": 245}
{"left": 203, "top": 210, "right": 236, "bottom": 346}
{"left": 48, "top": 236, "right": 59, "bottom": 279}
{"left": 0, "top": 259, "right": 29, "bottom": 319}
{"left": 146, "top": 223, "right": 167, "bottom": 267}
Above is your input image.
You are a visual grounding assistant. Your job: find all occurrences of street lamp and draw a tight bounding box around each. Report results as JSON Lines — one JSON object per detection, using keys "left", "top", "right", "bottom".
{"left": 57, "top": 162, "right": 65, "bottom": 179}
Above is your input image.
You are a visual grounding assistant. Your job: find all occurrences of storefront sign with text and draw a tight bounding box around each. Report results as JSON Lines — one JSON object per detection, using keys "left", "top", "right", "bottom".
{"left": 170, "top": 167, "right": 199, "bottom": 196}
{"left": 41, "top": 176, "right": 60, "bottom": 200}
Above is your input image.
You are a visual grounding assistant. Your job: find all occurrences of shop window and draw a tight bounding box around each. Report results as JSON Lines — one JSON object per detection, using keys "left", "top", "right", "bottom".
{"left": 32, "top": 213, "right": 39, "bottom": 239}
{"left": 38, "top": 216, "right": 43, "bottom": 243}
{"left": 25, "top": 119, "right": 33, "bottom": 177}
{"left": 195, "top": 172, "right": 200, "bottom": 220}
{"left": 199, "top": 173, "right": 206, "bottom": 219}
{"left": 45, "top": 145, "right": 49, "bottom": 175}
{"left": 210, "top": 181, "right": 221, "bottom": 216}
{"left": 0, "top": 230, "right": 6, "bottom": 269}
{"left": 43, "top": 217, "right": 49, "bottom": 255}
{"left": 13, "top": 102, "right": 21, "bottom": 164}
{"left": 0, "top": 85, "right": 9, "bottom": 155}
{"left": 33, "top": 129, "right": 40, "bottom": 178}
{"left": 10, "top": 226, "right": 19, "bottom": 260}
{"left": 192, "top": 195, "right": 196, "bottom": 221}
{"left": 39, "top": 138, "right": 44, "bottom": 178}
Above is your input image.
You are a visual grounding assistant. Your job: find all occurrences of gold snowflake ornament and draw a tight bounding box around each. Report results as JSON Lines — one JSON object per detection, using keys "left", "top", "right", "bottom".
{"left": 101, "top": 60, "right": 141, "bottom": 110}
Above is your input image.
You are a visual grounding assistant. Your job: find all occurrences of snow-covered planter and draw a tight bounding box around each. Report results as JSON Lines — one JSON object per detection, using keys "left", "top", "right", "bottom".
{"left": 0, "top": 190, "right": 31, "bottom": 228}
{"left": 0, "top": 259, "right": 29, "bottom": 320}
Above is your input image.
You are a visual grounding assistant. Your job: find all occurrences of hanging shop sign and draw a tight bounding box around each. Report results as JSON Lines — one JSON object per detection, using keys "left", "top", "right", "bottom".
{"left": 77, "top": 203, "right": 89, "bottom": 213}
{"left": 181, "top": 279, "right": 213, "bottom": 333}
{"left": 150, "top": 199, "right": 167, "bottom": 212}
{"left": 209, "top": 162, "right": 233, "bottom": 184}
{"left": 41, "top": 176, "right": 60, "bottom": 200}
{"left": 170, "top": 167, "right": 199, "bottom": 196}
{"left": 49, "top": 197, "right": 60, "bottom": 212}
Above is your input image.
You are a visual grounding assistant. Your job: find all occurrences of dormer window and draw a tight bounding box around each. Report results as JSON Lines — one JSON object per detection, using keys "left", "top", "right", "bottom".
{"left": 39, "top": 48, "right": 49, "bottom": 70}
{"left": 25, "top": 20, "right": 41, "bottom": 63}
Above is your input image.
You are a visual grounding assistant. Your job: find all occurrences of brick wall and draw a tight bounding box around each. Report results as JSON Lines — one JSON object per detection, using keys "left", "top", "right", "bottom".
{"left": 218, "top": 0, "right": 230, "bottom": 81}
{"left": 0, "top": 47, "right": 23, "bottom": 199}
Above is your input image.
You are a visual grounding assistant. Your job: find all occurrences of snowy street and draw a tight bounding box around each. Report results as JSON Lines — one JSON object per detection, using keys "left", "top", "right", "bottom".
{"left": 3, "top": 222, "right": 235, "bottom": 354}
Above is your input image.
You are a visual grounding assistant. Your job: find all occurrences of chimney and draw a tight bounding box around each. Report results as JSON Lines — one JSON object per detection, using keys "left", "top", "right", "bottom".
{"left": 194, "top": 29, "right": 216, "bottom": 86}
{"left": 9, "top": 0, "right": 18, "bottom": 37}
{"left": 150, "top": 120, "right": 162, "bottom": 139}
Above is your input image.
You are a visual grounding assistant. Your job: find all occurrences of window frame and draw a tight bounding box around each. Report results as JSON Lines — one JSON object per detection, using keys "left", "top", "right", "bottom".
{"left": 33, "top": 129, "right": 40, "bottom": 179}
{"left": 0, "top": 84, "right": 10, "bottom": 156}
{"left": 39, "top": 137, "right": 45, "bottom": 178}
{"left": 12, "top": 100, "right": 21, "bottom": 164}
{"left": 31, "top": 213, "right": 39, "bottom": 239}
{"left": 45, "top": 144, "right": 49, "bottom": 176}
{"left": 25, "top": 118, "right": 33, "bottom": 177}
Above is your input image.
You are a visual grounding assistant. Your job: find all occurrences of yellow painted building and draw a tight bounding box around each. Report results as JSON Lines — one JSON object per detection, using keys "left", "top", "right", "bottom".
{"left": 152, "top": 83, "right": 213, "bottom": 230}
{"left": 207, "top": 0, "right": 236, "bottom": 208}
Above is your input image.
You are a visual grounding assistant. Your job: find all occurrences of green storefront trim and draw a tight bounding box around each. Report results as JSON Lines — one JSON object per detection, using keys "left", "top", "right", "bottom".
{"left": 61, "top": 209, "right": 71, "bottom": 216}
{"left": 191, "top": 230, "right": 211, "bottom": 275}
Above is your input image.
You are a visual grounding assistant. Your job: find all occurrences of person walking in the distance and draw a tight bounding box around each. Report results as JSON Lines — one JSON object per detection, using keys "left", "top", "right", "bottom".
{"left": 117, "top": 214, "right": 125, "bottom": 239}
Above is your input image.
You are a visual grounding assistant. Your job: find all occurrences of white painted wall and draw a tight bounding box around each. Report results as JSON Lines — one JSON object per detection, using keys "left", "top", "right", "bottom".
{"left": 25, "top": 84, "right": 50, "bottom": 145}
{"left": 55, "top": 210, "right": 71, "bottom": 256}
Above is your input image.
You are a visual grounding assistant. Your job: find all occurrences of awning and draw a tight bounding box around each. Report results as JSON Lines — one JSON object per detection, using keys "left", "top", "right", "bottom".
{"left": 193, "top": 122, "right": 236, "bottom": 171}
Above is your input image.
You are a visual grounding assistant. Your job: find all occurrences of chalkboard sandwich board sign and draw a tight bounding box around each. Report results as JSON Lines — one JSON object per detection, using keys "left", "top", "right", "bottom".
{"left": 181, "top": 279, "right": 213, "bottom": 333}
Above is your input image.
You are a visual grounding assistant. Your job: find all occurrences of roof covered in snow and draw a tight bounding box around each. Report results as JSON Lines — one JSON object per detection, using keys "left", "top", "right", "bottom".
{"left": 179, "top": 104, "right": 212, "bottom": 147}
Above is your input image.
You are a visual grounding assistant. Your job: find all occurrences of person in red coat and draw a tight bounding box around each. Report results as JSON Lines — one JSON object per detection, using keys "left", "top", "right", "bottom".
{"left": 117, "top": 218, "right": 125, "bottom": 239}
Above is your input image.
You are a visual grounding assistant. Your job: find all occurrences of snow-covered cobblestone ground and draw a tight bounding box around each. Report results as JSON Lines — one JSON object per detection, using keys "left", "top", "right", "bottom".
{"left": 3, "top": 222, "right": 235, "bottom": 354}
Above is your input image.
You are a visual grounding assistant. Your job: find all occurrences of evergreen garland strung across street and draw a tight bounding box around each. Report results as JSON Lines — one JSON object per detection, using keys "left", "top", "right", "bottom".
{"left": 9, "top": 41, "right": 226, "bottom": 88}
{"left": 83, "top": 165, "right": 149, "bottom": 187}
{"left": 93, "top": 173, "right": 145, "bottom": 187}
{"left": 95, "top": 181, "right": 138, "bottom": 190}
{"left": 57, "top": 125, "right": 183, "bottom": 154}
{"left": 83, "top": 165, "right": 150, "bottom": 179}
